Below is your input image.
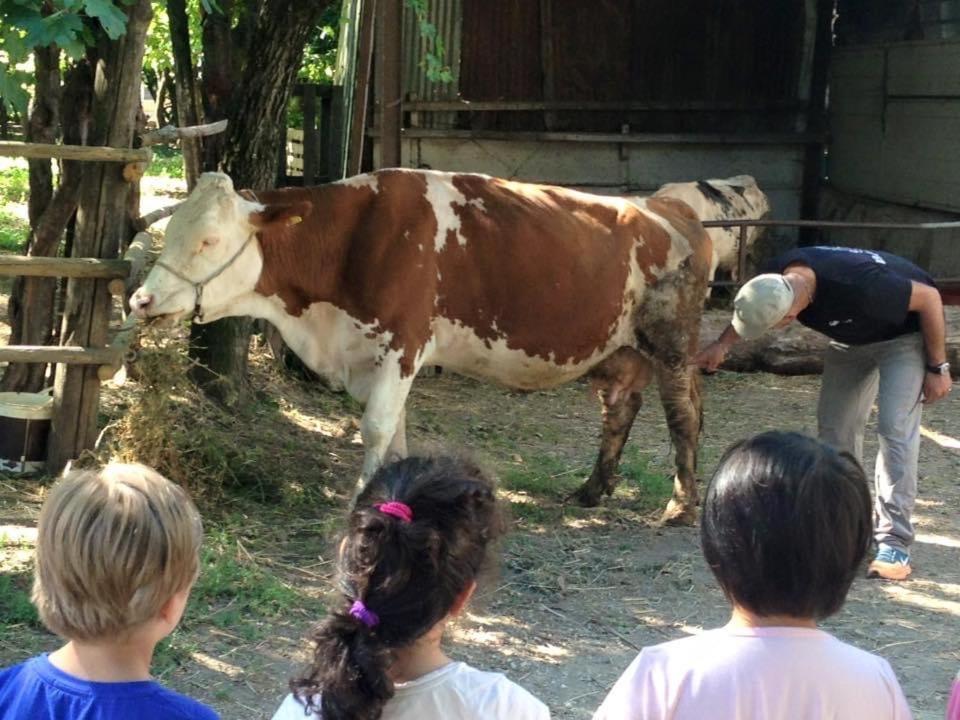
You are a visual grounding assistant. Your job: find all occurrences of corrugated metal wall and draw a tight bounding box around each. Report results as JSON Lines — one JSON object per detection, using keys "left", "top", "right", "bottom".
{"left": 403, "top": 0, "right": 461, "bottom": 128}
{"left": 416, "top": 0, "right": 812, "bottom": 133}
{"left": 459, "top": 0, "right": 545, "bottom": 130}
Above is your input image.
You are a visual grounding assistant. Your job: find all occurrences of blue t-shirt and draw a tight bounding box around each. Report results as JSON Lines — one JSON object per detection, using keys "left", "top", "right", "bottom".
{"left": 767, "top": 246, "right": 935, "bottom": 345}
{"left": 0, "top": 655, "right": 219, "bottom": 720}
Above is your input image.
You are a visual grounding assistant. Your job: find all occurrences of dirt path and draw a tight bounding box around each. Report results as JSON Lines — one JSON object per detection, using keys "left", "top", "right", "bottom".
{"left": 0, "top": 363, "right": 958, "bottom": 719}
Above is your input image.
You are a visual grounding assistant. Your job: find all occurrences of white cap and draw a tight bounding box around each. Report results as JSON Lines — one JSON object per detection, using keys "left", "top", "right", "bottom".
{"left": 732, "top": 274, "right": 795, "bottom": 340}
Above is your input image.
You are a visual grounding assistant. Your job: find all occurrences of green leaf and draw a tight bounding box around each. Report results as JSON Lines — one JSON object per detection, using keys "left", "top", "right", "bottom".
{"left": 0, "top": 63, "right": 31, "bottom": 115}
{"left": 199, "top": 0, "right": 221, "bottom": 13}
{"left": 82, "top": 0, "right": 129, "bottom": 39}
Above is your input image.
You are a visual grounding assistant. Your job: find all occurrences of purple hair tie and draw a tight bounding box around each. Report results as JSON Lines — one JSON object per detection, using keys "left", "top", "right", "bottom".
{"left": 349, "top": 599, "right": 380, "bottom": 628}
{"left": 375, "top": 501, "right": 413, "bottom": 523}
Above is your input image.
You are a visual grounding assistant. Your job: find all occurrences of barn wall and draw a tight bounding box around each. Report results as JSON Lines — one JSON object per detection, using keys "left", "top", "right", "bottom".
{"left": 445, "top": 0, "right": 813, "bottom": 134}
{"left": 375, "top": 133, "right": 804, "bottom": 240}
{"left": 836, "top": 0, "right": 960, "bottom": 44}
{"left": 818, "top": 186, "right": 960, "bottom": 277}
{"left": 369, "top": 0, "right": 823, "bottom": 238}
{"left": 829, "top": 40, "right": 960, "bottom": 214}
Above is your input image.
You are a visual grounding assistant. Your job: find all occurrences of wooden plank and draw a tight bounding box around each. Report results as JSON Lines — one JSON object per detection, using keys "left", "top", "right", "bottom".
{"left": 347, "top": 0, "right": 377, "bottom": 175}
{"left": 97, "top": 316, "right": 140, "bottom": 381}
{"left": 378, "top": 0, "right": 402, "bottom": 168}
{"left": 0, "top": 345, "right": 120, "bottom": 365}
{"left": 140, "top": 119, "right": 228, "bottom": 147}
{"left": 302, "top": 84, "right": 318, "bottom": 184}
{"left": 0, "top": 141, "right": 152, "bottom": 163}
{"left": 378, "top": 127, "right": 825, "bottom": 145}
{"left": 108, "top": 231, "right": 154, "bottom": 294}
{"left": 539, "top": 0, "right": 557, "bottom": 131}
{"left": 406, "top": 136, "right": 806, "bottom": 190}
{"left": 0, "top": 256, "right": 130, "bottom": 279}
{"left": 49, "top": 0, "right": 153, "bottom": 472}
{"left": 403, "top": 100, "right": 809, "bottom": 112}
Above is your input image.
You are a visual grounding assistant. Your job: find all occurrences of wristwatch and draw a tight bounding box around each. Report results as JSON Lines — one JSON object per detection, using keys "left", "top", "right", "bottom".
{"left": 926, "top": 361, "right": 951, "bottom": 376}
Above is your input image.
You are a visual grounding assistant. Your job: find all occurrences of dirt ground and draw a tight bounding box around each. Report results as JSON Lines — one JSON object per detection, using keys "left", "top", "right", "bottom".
{"left": 1, "top": 363, "right": 958, "bottom": 719}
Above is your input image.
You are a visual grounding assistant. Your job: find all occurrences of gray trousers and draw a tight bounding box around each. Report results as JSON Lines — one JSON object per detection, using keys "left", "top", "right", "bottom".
{"left": 817, "top": 332, "right": 924, "bottom": 551}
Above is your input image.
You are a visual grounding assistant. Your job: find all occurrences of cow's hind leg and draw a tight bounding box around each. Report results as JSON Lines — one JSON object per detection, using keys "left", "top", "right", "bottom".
{"left": 573, "top": 348, "right": 653, "bottom": 506}
{"left": 656, "top": 361, "right": 702, "bottom": 526}
{"left": 634, "top": 255, "right": 709, "bottom": 525}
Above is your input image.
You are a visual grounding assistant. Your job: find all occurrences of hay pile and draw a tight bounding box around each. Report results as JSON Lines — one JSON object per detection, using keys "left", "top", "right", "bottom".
{"left": 97, "top": 330, "right": 246, "bottom": 498}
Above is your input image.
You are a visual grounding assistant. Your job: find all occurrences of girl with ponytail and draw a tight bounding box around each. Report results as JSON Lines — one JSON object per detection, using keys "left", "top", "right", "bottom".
{"left": 271, "top": 456, "right": 550, "bottom": 720}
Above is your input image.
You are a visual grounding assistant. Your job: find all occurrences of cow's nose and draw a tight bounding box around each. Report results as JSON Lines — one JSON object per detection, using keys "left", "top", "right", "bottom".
{"left": 129, "top": 288, "right": 153, "bottom": 318}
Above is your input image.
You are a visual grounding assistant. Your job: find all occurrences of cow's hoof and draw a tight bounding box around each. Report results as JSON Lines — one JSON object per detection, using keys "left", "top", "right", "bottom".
{"left": 658, "top": 498, "right": 698, "bottom": 526}
{"left": 569, "top": 483, "right": 603, "bottom": 507}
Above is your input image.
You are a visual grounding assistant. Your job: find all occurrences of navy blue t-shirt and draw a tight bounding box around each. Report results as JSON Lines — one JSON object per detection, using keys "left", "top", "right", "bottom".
{"left": 767, "top": 246, "right": 935, "bottom": 345}
{"left": 0, "top": 655, "right": 220, "bottom": 720}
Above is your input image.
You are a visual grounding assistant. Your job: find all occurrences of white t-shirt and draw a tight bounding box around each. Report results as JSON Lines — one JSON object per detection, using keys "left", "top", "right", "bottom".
{"left": 593, "top": 626, "right": 913, "bottom": 720}
{"left": 272, "top": 661, "right": 549, "bottom": 720}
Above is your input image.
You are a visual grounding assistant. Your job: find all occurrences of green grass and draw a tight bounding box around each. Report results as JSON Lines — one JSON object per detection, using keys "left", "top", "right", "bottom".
{"left": 0, "top": 162, "right": 29, "bottom": 253}
{"left": 188, "top": 527, "right": 323, "bottom": 636}
{"left": 0, "top": 572, "right": 40, "bottom": 627}
{"left": 0, "top": 163, "right": 29, "bottom": 203}
{"left": 0, "top": 209, "right": 28, "bottom": 253}
{"left": 147, "top": 147, "right": 185, "bottom": 180}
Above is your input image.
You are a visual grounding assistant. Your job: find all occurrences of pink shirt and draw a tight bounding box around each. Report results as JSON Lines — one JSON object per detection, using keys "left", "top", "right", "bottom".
{"left": 594, "top": 626, "right": 913, "bottom": 720}
{"left": 947, "top": 673, "right": 960, "bottom": 720}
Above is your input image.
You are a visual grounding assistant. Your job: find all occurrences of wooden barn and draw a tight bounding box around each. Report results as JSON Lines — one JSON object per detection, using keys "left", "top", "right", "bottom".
{"left": 335, "top": 0, "right": 832, "bottom": 238}
{"left": 301, "top": 0, "right": 960, "bottom": 277}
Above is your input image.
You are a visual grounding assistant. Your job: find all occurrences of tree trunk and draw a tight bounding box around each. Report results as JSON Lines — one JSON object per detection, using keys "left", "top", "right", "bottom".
{"left": 1, "top": 45, "right": 62, "bottom": 392}
{"left": 220, "top": 0, "right": 331, "bottom": 189}
{"left": 188, "top": 0, "right": 333, "bottom": 405}
{"left": 167, "top": 0, "right": 202, "bottom": 189}
{"left": 48, "top": 0, "right": 154, "bottom": 471}
{"left": 199, "top": 0, "right": 235, "bottom": 172}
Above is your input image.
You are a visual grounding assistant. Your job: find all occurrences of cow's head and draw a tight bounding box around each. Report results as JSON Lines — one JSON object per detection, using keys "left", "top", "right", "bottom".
{"left": 719, "top": 175, "right": 771, "bottom": 225}
{"left": 130, "top": 173, "right": 311, "bottom": 324}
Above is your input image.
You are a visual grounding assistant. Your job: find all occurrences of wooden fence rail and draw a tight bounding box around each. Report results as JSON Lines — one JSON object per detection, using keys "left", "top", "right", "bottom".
{"left": 0, "top": 257, "right": 130, "bottom": 280}
{"left": 0, "top": 141, "right": 152, "bottom": 163}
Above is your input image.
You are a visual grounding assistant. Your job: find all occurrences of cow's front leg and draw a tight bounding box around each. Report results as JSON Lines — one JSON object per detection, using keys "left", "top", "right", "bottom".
{"left": 356, "top": 365, "right": 417, "bottom": 493}
{"left": 386, "top": 408, "right": 408, "bottom": 461}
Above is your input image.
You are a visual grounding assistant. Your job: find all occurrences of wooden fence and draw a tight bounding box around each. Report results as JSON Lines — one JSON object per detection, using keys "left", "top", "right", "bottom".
{"left": 281, "top": 84, "right": 344, "bottom": 185}
{"left": 1, "top": 121, "right": 224, "bottom": 472}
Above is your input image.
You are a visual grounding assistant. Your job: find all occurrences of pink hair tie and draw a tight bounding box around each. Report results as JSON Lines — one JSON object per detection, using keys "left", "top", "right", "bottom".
{"left": 349, "top": 600, "right": 380, "bottom": 628}
{"left": 375, "top": 501, "right": 413, "bottom": 523}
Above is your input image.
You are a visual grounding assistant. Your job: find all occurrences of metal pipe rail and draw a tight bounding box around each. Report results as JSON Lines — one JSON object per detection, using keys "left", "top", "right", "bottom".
{"left": 700, "top": 217, "right": 960, "bottom": 289}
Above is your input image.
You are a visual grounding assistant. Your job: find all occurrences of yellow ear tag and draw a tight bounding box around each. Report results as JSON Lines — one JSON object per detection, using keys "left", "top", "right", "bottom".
{"left": 287, "top": 216, "right": 303, "bottom": 226}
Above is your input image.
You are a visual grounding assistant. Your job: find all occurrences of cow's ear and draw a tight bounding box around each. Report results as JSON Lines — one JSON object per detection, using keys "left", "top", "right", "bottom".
{"left": 249, "top": 201, "right": 313, "bottom": 229}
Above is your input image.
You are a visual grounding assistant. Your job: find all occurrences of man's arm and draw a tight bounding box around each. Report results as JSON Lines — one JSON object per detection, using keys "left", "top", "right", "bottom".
{"left": 692, "top": 323, "right": 741, "bottom": 371}
{"left": 908, "top": 281, "right": 952, "bottom": 404}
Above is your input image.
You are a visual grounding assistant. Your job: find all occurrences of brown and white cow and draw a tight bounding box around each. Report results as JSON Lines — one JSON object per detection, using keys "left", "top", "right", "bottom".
{"left": 651, "top": 175, "right": 770, "bottom": 290}
{"left": 130, "top": 169, "right": 711, "bottom": 523}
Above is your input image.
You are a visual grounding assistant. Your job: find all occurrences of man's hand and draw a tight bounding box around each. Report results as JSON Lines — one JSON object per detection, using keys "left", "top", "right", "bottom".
{"left": 693, "top": 341, "right": 729, "bottom": 372}
{"left": 922, "top": 370, "right": 953, "bottom": 404}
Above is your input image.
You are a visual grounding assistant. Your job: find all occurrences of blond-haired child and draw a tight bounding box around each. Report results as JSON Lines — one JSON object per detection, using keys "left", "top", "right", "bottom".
{"left": 0, "top": 463, "right": 218, "bottom": 720}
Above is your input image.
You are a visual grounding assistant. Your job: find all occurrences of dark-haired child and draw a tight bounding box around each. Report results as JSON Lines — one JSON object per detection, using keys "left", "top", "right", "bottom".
{"left": 272, "top": 456, "right": 550, "bottom": 720}
{"left": 594, "top": 431, "right": 913, "bottom": 719}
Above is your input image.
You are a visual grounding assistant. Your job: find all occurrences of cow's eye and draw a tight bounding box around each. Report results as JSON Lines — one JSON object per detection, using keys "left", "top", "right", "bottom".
{"left": 200, "top": 236, "right": 219, "bottom": 249}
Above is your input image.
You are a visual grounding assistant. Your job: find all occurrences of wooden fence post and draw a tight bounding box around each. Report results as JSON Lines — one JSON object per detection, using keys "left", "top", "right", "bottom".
{"left": 48, "top": 0, "right": 154, "bottom": 472}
